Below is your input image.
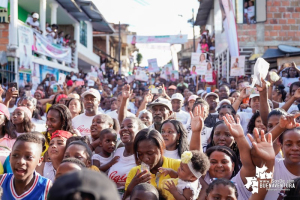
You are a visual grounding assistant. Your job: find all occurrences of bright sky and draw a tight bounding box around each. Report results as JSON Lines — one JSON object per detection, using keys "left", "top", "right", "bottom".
{"left": 94, "top": 0, "right": 200, "bottom": 66}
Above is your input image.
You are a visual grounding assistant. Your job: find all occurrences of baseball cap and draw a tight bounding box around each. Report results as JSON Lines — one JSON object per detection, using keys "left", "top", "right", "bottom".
{"left": 48, "top": 169, "right": 119, "bottom": 200}
{"left": 168, "top": 85, "right": 177, "bottom": 90}
{"left": 147, "top": 97, "right": 172, "bottom": 111}
{"left": 0, "top": 104, "right": 10, "bottom": 120}
{"left": 216, "top": 99, "right": 232, "bottom": 110}
{"left": 188, "top": 95, "right": 198, "bottom": 102}
{"left": 197, "top": 89, "right": 205, "bottom": 95}
{"left": 205, "top": 92, "right": 219, "bottom": 102}
{"left": 81, "top": 88, "right": 101, "bottom": 101}
{"left": 32, "top": 13, "right": 39, "bottom": 19}
{"left": 171, "top": 93, "right": 184, "bottom": 101}
{"left": 250, "top": 93, "right": 260, "bottom": 99}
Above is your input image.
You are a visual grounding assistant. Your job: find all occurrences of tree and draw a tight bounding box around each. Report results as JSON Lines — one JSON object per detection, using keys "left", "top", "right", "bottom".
{"left": 136, "top": 53, "right": 143, "bottom": 66}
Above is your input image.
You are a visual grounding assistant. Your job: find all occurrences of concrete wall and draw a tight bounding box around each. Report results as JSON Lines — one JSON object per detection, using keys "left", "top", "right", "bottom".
{"left": 237, "top": 0, "right": 300, "bottom": 53}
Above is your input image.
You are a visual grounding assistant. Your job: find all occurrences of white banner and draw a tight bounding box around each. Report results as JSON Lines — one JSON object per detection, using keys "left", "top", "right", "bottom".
{"left": 127, "top": 35, "right": 188, "bottom": 44}
{"left": 230, "top": 56, "right": 245, "bottom": 76}
{"left": 147, "top": 58, "right": 159, "bottom": 73}
{"left": 18, "top": 24, "right": 33, "bottom": 73}
{"left": 191, "top": 53, "right": 207, "bottom": 75}
{"left": 170, "top": 44, "right": 179, "bottom": 71}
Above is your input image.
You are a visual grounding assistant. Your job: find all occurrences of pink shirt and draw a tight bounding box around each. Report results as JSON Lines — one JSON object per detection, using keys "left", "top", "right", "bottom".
{"left": 0, "top": 135, "right": 16, "bottom": 164}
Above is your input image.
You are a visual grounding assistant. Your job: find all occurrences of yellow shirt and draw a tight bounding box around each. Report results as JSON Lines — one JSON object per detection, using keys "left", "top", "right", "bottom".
{"left": 125, "top": 157, "right": 180, "bottom": 192}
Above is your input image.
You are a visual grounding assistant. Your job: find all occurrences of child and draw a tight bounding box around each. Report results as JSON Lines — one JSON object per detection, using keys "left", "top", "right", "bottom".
{"left": 161, "top": 150, "right": 210, "bottom": 200}
{"left": 0, "top": 133, "right": 52, "bottom": 199}
{"left": 55, "top": 157, "right": 86, "bottom": 180}
{"left": 92, "top": 128, "right": 119, "bottom": 173}
{"left": 205, "top": 179, "right": 238, "bottom": 200}
{"left": 130, "top": 183, "right": 159, "bottom": 200}
{"left": 11, "top": 106, "right": 35, "bottom": 136}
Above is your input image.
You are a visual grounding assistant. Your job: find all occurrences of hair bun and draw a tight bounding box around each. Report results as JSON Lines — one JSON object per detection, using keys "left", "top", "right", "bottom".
{"left": 277, "top": 84, "right": 285, "bottom": 90}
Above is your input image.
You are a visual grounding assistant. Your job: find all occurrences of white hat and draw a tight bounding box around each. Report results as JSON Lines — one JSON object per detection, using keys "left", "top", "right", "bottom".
{"left": 81, "top": 88, "right": 101, "bottom": 102}
{"left": 216, "top": 99, "right": 232, "bottom": 110}
{"left": 32, "top": 13, "right": 39, "bottom": 19}
{"left": 205, "top": 92, "right": 219, "bottom": 102}
{"left": 250, "top": 93, "right": 260, "bottom": 99}
{"left": 197, "top": 89, "right": 205, "bottom": 95}
{"left": 171, "top": 93, "right": 184, "bottom": 101}
{"left": 147, "top": 97, "right": 172, "bottom": 111}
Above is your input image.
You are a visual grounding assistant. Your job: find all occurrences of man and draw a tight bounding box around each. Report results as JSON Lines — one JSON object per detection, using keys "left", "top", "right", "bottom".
{"left": 26, "top": 12, "right": 40, "bottom": 30}
{"left": 72, "top": 88, "right": 102, "bottom": 137}
{"left": 204, "top": 92, "right": 219, "bottom": 128}
{"left": 176, "top": 76, "right": 188, "bottom": 88}
{"left": 170, "top": 93, "right": 190, "bottom": 128}
{"left": 113, "top": 77, "right": 123, "bottom": 94}
{"left": 219, "top": 84, "right": 230, "bottom": 100}
{"left": 147, "top": 97, "right": 173, "bottom": 131}
{"left": 167, "top": 85, "right": 177, "bottom": 97}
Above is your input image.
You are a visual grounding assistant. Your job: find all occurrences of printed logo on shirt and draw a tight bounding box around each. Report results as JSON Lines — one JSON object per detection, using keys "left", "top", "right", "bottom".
{"left": 109, "top": 171, "right": 127, "bottom": 184}
{"left": 76, "top": 125, "right": 90, "bottom": 135}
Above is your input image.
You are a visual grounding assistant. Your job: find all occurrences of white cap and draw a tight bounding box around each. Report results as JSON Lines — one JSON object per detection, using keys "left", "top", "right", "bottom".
{"left": 216, "top": 99, "right": 232, "bottom": 110}
{"left": 250, "top": 93, "right": 260, "bottom": 99}
{"left": 81, "top": 88, "right": 101, "bottom": 102}
{"left": 171, "top": 93, "right": 184, "bottom": 101}
{"left": 205, "top": 92, "right": 219, "bottom": 102}
{"left": 197, "top": 89, "right": 205, "bottom": 95}
{"left": 32, "top": 13, "right": 39, "bottom": 19}
{"left": 147, "top": 97, "right": 172, "bottom": 111}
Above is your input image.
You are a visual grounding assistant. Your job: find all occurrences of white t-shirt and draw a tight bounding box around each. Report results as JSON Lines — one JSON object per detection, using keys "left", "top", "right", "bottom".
{"left": 247, "top": 6, "right": 255, "bottom": 21}
{"left": 164, "top": 149, "right": 180, "bottom": 160}
{"left": 106, "top": 110, "right": 136, "bottom": 121}
{"left": 72, "top": 113, "right": 96, "bottom": 137}
{"left": 92, "top": 154, "right": 113, "bottom": 174}
{"left": 8, "top": 105, "right": 17, "bottom": 115}
{"left": 107, "top": 147, "right": 136, "bottom": 189}
{"left": 186, "top": 124, "right": 212, "bottom": 152}
{"left": 231, "top": 171, "right": 251, "bottom": 200}
{"left": 174, "top": 110, "right": 191, "bottom": 128}
{"left": 264, "top": 158, "right": 299, "bottom": 199}
{"left": 31, "top": 118, "right": 46, "bottom": 132}
{"left": 26, "top": 17, "right": 40, "bottom": 28}
{"left": 279, "top": 102, "right": 298, "bottom": 114}
{"left": 237, "top": 112, "right": 253, "bottom": 134}
{"left": 282, "top": 77, "right": 299, "bottom": 92}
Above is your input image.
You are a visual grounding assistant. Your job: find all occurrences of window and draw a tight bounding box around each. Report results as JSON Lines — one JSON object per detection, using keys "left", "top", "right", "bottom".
{"left": 233, "top": 0, "right": 266, "bottom": 24}
{"left": 80, "top": 21, "right": 87, "bottom": 47}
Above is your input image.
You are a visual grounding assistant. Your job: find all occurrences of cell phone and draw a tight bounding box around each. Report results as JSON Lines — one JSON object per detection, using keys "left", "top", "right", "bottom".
{"left": 151, "top": 88, "right": 158, "bottom": 94}
{"left": 53, "top": 85, "right": 58, "bottom": 93}
{"left": 158, "top": 88, "right": 163, "bottom": 94}
{"left": 76, "top": 81, "right": 85, "bottom": 86}
{"left": 8, "top": 82, "right": 18, "bottom": 90}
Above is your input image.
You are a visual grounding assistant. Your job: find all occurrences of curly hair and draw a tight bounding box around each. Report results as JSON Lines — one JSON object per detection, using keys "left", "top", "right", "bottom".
{"left": 206, "top": 146, "right": 240, "bottom": 178}
{"left": 66, "top": 98, "right": 84, "bottom": 115}
{"left": 66, "top": 136, "right": 90, "bottom": 147}
{"left": 11, "top": 110, "right": 35, "bottom": 134}
{"left": 46, "top": 104, "right": 75, "bottom": 143}
{"left": 189, "top": 150, "right": 210, "bottom": 175}
{"left": 20, "top": 96, "right": 42, "bottom": 120}
{"left": 61, "top": 157, "right": 86, "bottom": 168}
{"left": 206, "top": 178, "right": 238, "bottom": 198}
{"left": 207, "top": 121, "right": 240, "bottom": 160}
{"left": 160, "top": 120, "right": 189, "bottom": 158}
{"left": 247, "top": 111, "right": 261, "bottom": 135}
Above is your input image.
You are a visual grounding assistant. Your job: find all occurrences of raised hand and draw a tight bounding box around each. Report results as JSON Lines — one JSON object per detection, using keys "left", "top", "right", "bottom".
{"left": 223, "top": 114, "right": 244, "bottom": 139}
{"left": 255, "top": 78, "right": 267, "bottom": 92}
{"left": 238, "top": 87, "right": 250, "bottom": 100}
{"left": 158, "top": 167, "right": 172, "bottom": 176}
{"left": 248, "top": 128, "right": 275, "bottom": 162}
{"left": 279, "top": 113, "right": 300, "bottom": 129}
{"left": 144, "top": 92, "right": 153, "bottom": 103}
{"left": 122, "top": 84, "right": 132, "bottom": 100}
{"left": 190, "top": 105, "right": 204, "bottom": 133}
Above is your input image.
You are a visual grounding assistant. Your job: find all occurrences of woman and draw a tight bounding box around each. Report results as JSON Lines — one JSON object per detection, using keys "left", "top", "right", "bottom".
{"left": 247, "top": 111, "right": 266, "bottom": 135}
{"left": 229, "top": 91, "right": 240, "bottom": 99}
{"left": 0, "top": 104, "right": 14, "bottom": 164}
{"left": 124, "top": 129, "right": 181, "bottom": 199}
{"left": 107, "top": 117, "right": 144, "bottom": 196}
{"left": 11, "top": 106, "right": 35, "bottom": 136}
{"left": 138, "top": 110, "right": 152, "bottom": 127}
{"left": 200, "top": 38, "right": 209, "bottom": 53}
{"left": 19, "top": 96, "right": 46, "bottom": 132}
{"left": 34, "top": 90, "right": 45, "bottom": 101}
{"left": 280, "top": 64, "right": 300, "bottom": 91}
{"left": 66, "top": 98, "right": 84, "bottom": 119}
{"left": 217, "top": 104, "right": 236, "bottom": 121}
{"left": 160, "top": 120, "right": 189, "bottom": 159}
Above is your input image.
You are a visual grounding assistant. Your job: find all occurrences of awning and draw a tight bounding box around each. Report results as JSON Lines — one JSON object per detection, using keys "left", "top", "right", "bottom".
{"left": 56, "top": 0, "right": 115, "bottom": 33}
{"left": 194, "top": 0, "right": 214, "bottom": 26}
{"left": 262, "top": 48, "right": 300, "bottom": 59}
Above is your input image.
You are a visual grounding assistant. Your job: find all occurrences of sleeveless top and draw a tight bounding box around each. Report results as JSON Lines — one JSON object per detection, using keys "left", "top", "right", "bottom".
{"left": 0, "top": 173, "right": 51, "bottom": 200}
{"left": 43, "top": 162, "right": 56, "bottom": 182}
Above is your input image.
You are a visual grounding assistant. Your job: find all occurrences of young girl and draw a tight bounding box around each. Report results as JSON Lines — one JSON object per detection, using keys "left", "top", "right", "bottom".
{"left": 205, "top": 178, "right": 238, "bottom": 200}
{"left": 92, "top": 128, "right": 119, "bottom": 173}
{"left": 66, "top": 98, "right": 84, "bottom": 119}
{"left": 161, "top": 151, "right": 210, "bottom": 200}
{"left": 247, "top": 111, "right": 266, "bottom": 135}
{"left": 11, "top": 106, "right": 35, "bottom": 136}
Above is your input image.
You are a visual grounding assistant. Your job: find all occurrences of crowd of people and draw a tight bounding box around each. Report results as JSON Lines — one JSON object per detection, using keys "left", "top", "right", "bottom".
{"left": 0, "top": 60, "right": 299, "bottom": 200}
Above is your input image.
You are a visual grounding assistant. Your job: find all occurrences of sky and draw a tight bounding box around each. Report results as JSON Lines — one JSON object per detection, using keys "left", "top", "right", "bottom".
{"left": 94, "top": 0, "right": 200, "bottom": 66}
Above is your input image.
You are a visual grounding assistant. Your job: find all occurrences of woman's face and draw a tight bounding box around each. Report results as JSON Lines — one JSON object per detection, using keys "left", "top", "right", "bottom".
{"left": 272, "top": 90, "right": 282, "bottom": 102}
{"left": 90, "top": 115, "right": 111, "bottom": 140}
{"left": 291, "top": 85, "right": 300, "bottom": 97}
{"left": 281, "top": 130, "right": 300, "bottom": 164}
{"left": 231, "top": 92, "right": 240, "bottom": 99}
{"left": 254, "top": 116, "right": 267, "bottom": 132}
{"left": 267, "top": 115, "right": 281, "bottom": 133}
{"left": 137, "top": 140, "right": 162, "bottom": 170}
{"left": 213, "top": 124, "right": 234, "bottom": 147}
{"left": 218, "top": 108, "right": 233, "bottom": 121}
{"left": 69, "top": 99, "right": 81, "bottom": 114}
{"left": 161, "top": 122, "right": 180, "bottom": 150}
{"left": 48, "top": 137, "right": 66, "bottom": 162}
{"left": 64, "top": 144, "right": 91, "bottom": 167}
{"left": 20, "top": 99, "right": 35, "bottom": 114}
{"left": 34, "top": 92, "right": 42, "bottom": 100}
{"left": 120, "top": 118, "right": 139, "bottom": 144}
{"left": 209, "top": 151, "right": 235, "bottom": 180}
{"left": 12, "top": 108, "right": 25, "bottom": 125}
{"left": 46, "top": 110, "right": 63, "bottom": 134}
{"left": 139, "top": 113, "right": 152, "bottom": 127}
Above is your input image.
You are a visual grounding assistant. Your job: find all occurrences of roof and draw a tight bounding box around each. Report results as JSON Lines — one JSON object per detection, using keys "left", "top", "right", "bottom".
{"left": 194, "top": 0, "right": 214, "bottom": 26}
{"left": 56, "top": 0, "right": 115, "bottom": 33}
{"left": 262, "top": 48, "right": 300, "bottom": 59}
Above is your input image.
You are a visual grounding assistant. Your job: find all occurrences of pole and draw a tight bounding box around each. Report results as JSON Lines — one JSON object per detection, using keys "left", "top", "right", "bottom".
{"left": 192, "top": 9, "right": 195, "bottom": 52}
{"left": 118, "top": 22, "right": 121, "bottom": 75}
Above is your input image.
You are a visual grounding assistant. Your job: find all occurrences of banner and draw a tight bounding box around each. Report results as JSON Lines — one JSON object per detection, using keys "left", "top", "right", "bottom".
{"left": 135, "top": 68, "right": 148, "bottom": 82}
{"left": 18, "top": 24, "right": 33, "bottom": 73}
{"left": 127, "top": 35, "right": 188, "bottom": 44}
{"left": 230, "top": 56, "right": 245, "bottom": 76}
{"left": 40, "top": 65, "right": 59, "bottom": 82}
{"left": 219, "top": 0, "right": 239, "bottom": 57}
{"left": 190, "top": 53, "right": 207, "bottom": 75}
{"left": 33, "top": 31, "right": 72, "bottom": 63}
{"left": 170, "top": 44, "right": 179, "bottom": 71}
{"left": 147, "top": 58, "right": 159, "bottom": 73}
{"left": 171, "top": 70, "right": 179, "bottom": 81}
